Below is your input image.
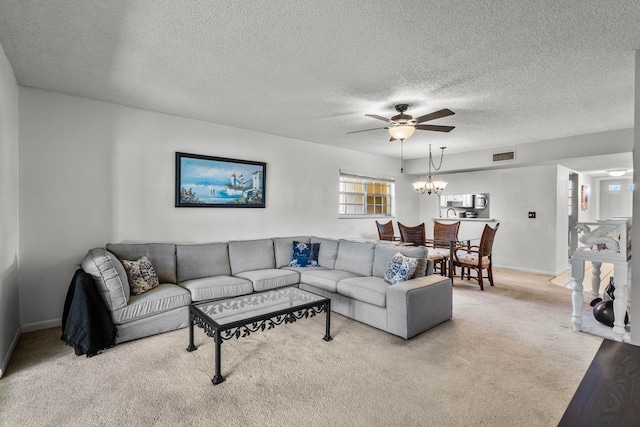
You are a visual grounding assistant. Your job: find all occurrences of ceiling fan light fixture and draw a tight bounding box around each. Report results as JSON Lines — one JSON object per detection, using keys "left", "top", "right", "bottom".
{"left": 352, "top": 105, "right": 454, "bottom": 139}
{"left": 607, "top": 169, "right": 627, "bottom": 177}
{"left": 389, "top": 125, "right": 415, "bottom": 140}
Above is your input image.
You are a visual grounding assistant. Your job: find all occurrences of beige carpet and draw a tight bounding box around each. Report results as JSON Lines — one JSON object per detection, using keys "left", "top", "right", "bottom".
{"left": 1, "top": 269, "right": 604, "bottom": 427}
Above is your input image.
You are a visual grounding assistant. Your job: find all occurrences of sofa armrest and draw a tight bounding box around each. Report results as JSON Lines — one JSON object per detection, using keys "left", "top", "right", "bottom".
{"left": 386, "top": 275, "right": 452, "bottom": 339}
{"left": 82, "top": 248, "right": 129, "bottom": 314}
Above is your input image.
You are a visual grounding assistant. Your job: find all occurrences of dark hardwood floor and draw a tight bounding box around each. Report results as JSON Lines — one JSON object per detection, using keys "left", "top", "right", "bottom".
{"left": 559, "top": 339, "right": 640, "bottom": 426}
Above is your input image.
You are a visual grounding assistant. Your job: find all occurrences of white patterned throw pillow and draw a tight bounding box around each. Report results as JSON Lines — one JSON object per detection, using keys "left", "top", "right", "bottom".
{"left": 121, "top": 256, "right": 160, "bottom": 296}
{"left": 385, "top": 252, "right": 419, "bottom": 285}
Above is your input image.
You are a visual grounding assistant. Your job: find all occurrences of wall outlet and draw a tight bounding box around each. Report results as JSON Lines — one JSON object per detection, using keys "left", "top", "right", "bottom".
{"left": 528, "top": 212, "right": 536, "bottom": 218}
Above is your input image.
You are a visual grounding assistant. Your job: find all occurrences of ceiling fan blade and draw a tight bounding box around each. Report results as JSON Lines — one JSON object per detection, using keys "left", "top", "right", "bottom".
{"left": 365, "top": 114, "right": 392, "bottom": 123}
{"left": 414, "top": 109, "right": 455, "bottom": 124}
{"left": 416, "top": 124, "right": 455, "bottom": 132}
{"left": 346, "top": 127, "right": 388, "bottom": 134}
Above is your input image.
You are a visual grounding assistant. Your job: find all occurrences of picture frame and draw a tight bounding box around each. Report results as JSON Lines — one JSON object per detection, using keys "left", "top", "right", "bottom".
{"left": 175, "top": 152, "right": 266, "bottom": 208}
{"left": 580, "top": 184, "right": 589, "bottom": 210}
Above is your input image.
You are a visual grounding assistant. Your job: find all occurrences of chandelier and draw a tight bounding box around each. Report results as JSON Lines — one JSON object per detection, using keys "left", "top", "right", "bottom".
{"left": 412, "top": 145, "right": 447, "bottom": 195}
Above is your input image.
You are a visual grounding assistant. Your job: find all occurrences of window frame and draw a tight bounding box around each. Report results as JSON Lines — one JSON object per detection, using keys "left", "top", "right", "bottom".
{"left": 338, "top": 171, "right": 395, "bottom": 219}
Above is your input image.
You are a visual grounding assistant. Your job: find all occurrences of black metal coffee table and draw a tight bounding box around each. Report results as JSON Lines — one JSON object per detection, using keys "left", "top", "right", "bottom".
{"left": 187, "top": 286, "right": 332, "bottom": 385}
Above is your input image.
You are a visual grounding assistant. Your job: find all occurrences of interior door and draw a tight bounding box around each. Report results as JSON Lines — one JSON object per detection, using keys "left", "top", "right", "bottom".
{"left": 599, "top": 179, "right": 633, "bottom": 219}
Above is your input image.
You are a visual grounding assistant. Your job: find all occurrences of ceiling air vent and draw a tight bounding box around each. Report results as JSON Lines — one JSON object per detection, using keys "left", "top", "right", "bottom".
{"left": 493, "top": 151, "right": 516, "bottom": 162}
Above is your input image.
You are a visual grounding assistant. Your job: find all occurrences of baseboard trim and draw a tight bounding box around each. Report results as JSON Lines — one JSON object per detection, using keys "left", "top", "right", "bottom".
{"left": 494, "top": 265, "right": 558, "bottom": 276}
{"left": 0, "top": 326, "right": 21, "bottom": 378}
{"left": 21, "top": 318, "right": 62, "bottom": 333}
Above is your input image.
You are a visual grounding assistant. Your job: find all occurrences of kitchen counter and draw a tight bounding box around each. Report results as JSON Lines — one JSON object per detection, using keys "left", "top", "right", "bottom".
{"left": 433, "top": 217, "right": 498, "bottom": 222}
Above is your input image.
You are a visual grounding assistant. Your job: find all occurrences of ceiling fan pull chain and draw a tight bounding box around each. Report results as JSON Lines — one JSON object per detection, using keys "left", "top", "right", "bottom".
{"left": 400, "top": 139, "right": 404, "bottom": 174}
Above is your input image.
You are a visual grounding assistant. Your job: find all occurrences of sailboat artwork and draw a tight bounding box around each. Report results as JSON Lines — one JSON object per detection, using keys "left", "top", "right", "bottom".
{"left": 175, "top": 152, "right": 266, "bottom": 208}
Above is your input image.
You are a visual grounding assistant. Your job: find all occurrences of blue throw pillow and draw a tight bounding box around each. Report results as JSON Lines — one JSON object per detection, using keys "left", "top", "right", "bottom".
{"left": 385, "top": 252, "right": 419, "bottom": 285}
{"left": 289, "top": 241, "right": 320, "bottom": 267}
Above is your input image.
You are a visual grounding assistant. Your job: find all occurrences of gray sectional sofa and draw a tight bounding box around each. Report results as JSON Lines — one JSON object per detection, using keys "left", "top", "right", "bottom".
{"left": 81, "top": 236, "right": 452, "bottom": 344}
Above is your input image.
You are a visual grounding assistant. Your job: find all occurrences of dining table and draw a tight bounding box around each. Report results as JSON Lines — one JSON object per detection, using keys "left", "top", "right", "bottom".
{"left": 425, "top": 236, "right": 480, "bottom": 280}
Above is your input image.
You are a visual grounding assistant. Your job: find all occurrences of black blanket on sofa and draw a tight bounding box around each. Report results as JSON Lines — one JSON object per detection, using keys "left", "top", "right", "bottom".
{"left": 61, "top": 269, "right": 117, "bottom": 357}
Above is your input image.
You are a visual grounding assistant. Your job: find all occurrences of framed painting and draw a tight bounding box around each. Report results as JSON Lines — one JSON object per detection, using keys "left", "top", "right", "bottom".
{"left": 580, "top": 184, "right": 589, "bottom": 210}
{"left": 175, "top": 152, "right": 266, "bottom": 208}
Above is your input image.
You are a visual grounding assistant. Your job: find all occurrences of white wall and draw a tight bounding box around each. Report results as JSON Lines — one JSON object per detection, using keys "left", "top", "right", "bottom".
{"left": 17, "top": 88, "right": 420, "bottom": 330}
{"left": 417, "top": 164, "right": 564, "bottom": 275}
{"left": 0, "top": 42, "right": 20, "bottom": 378}
{"left": 632, "top": 50, "right": 640, "bottom": 346}
{"left": 556, "top": 166, "right": 570, "bottom": 269}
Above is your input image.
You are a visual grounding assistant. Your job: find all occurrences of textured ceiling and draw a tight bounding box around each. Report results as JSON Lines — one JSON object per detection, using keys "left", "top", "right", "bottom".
{"left": 1, "top": 0, "right": 640, "bottom": 159}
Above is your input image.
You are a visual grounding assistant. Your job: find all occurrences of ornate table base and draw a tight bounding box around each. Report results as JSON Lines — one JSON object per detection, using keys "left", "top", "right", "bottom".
{"left": 187, "top": 287, "right": 332, "bottom": 385}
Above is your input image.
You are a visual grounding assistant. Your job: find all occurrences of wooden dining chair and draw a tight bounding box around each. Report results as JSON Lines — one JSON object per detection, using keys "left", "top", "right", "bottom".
{"left": 429, "top": 221, "right": 461, "bottom": 276}
{"left": 453, "top": 223, "right": 500, "bottom": 290}
{"left": 376, "top": 220, "right": 395, "bottom": 241}
{"left": 399, "top": 223, "right": 447, "bottom": 273}
{"left": 398, "top": 222, "right": 426, "bottom": 246}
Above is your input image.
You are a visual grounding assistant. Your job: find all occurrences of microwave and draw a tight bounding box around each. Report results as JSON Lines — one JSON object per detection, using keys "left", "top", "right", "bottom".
{"left": 474, "top": 194, "right": 487, "bottom": 209}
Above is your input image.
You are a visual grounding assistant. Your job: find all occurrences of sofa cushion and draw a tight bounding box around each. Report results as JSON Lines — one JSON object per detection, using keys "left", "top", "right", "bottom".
{"left": 122, "top": 256, "right": 160, "bottom": 295}
{"left": 228, "top": 239, "right": 275, "bottom": 275}
{"left": 273, "top": 236, "right": 311, "bottom": 268}
{"left": 234, "top": 269, "right": 299, "bottom": 292}
{"left": 115, "top": 283, "right": 191, "bottom": 325}
{"left": 282, "top": 266, "right": 327, "bottom": 274}
{"left": 334, "top": 240, "right": 375, "bottom": 276}
{"left": 106, "top": 243, "right": 177, "bottom": 284}
{"left": 384, "top": 252, "right": 419, "bottom": 285}
{"left": 300, "top": 269, "right": 362, "bottom": 293}
{"left": 180, "top": 275, "right": 253, "bottom": 302}
{"left": 82, "top": 248, "right": 129, "bottom": 311}
{"left": 373, "top": 244, "right": 427, "bottom": 278}
{"left": 337, "top": 276, "right": 390, "bottom": 307}
{"left": 290, "top": 241, "right": 320, "bottom": 267}
{"left": 176, "top": 243, "right": 230, "bottom": 282}
{"left": 311, "top": 237, "right": 339, "bottom": 269}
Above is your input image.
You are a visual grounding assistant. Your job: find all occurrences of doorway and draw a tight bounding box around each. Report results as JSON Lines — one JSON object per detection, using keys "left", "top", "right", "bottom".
{"left": 597, "top": 177, "right": 633, "bottom": 220}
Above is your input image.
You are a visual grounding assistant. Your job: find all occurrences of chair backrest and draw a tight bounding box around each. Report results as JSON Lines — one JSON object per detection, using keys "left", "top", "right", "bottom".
{"left": 479, "top": 223, "right": 500, "bottom": 257}
{"left": 433, "top": 221, "right": 460, "bottom": 248}
{"left": 398, "top": 222, "right": 426, "bottom": 246}
{"left": 376, "top": 220, "right": 394, "bottom": 241}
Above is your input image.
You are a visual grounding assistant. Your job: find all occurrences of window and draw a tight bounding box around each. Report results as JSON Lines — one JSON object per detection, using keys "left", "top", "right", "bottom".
{"left": 339, "top": 172, "right": 394, "bottom": 217}
{"left": 609, "top": 184, "right": 621, "bottom": 192}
